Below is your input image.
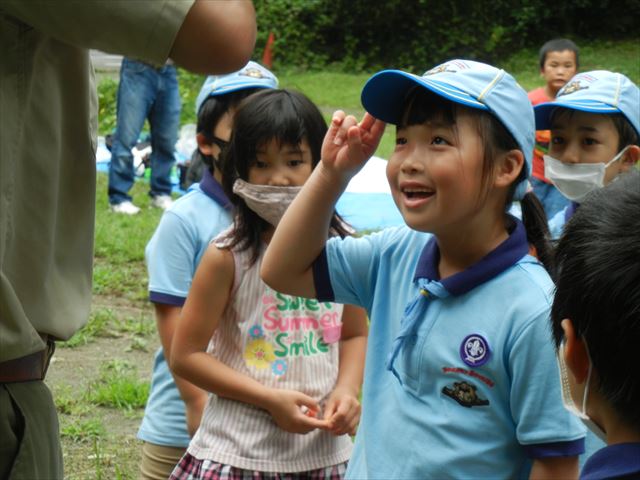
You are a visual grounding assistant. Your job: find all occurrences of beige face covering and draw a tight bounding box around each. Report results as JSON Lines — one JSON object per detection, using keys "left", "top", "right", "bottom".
{"left": 556, "top": 342, "right": 606, "bottom": 441}
{"left": 232, "top": 179, "right": 302, "bottom": 227}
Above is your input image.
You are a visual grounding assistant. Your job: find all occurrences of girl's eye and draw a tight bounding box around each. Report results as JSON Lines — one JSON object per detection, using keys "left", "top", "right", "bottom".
{"left": 254, "top": 160, "right": 268, "bottom": 169}
{"left": 551, "top": 136, "right": 564, "bottom": 145}
{"left": 431, "top": 136, "right": 448, "bottom": 145}
{"left": 395, "top": 137, "right": 407, "bottom": 146}
{"left": 583, "top": 137, "right": 598, "bottom": 146}
{"left": 287, "top": 159, "right": 303, "bottom": 167}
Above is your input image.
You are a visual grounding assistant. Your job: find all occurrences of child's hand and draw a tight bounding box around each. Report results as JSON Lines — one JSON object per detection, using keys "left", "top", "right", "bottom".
{"left": 264, "top": 388, "right": 330, "bottom": 434}
{"left": 321, "top": 386, "right": 361, "bottom": 436}
{"left": 321, "top": 111, "right": 386, "bottom": 179}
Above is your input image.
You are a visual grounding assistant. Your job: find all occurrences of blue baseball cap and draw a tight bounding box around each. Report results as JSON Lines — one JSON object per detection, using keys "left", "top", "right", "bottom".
{"left": 195, "top": 61, "right": 278, "bottom": 115}
{"left": 361, "top": 59, "right": 534, "bottom": 198}
{"left": 534, "top": 70, "right": 640, "bottom": 136}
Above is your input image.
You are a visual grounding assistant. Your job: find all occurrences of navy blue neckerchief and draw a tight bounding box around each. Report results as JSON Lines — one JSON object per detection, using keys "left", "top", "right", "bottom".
{"left": 199, "top": 169, "right": 231, "bottom": 209}
{"left": 387, "top": 216, "right": 530, "bottom": 382}
{"left": 564, "top": 202, "right": 579, "bottom": 223}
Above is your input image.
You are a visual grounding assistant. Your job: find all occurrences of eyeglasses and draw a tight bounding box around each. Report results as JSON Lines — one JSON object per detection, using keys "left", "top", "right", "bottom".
{"left": 211, "top": 137, "right": 230, "bottom": 152}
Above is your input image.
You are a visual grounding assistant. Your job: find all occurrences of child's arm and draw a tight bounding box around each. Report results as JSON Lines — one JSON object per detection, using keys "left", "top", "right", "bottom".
{"left": 323, "top": 304, "right": 368, "bottom": 436}
{"left": 261, "top": 111, "right": 385, "bottom": 297}
{"left": 154, "top": 303, "right": 207, "bottom": 436}
{"left": 529, "top": 456, "right": 578, "bottom": 479}
{"left": 171, "top": 244, "right": 329, "bottom": 434}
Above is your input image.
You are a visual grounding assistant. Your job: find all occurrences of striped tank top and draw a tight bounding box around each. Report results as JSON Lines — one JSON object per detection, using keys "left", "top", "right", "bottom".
{"left": 187, "top": 229, "right": 353, "bottom": 472}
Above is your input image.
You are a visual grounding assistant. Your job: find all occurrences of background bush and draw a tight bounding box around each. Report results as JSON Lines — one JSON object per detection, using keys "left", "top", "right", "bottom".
{"left": 254, "top": 0, "right": 640, "bottom": 71}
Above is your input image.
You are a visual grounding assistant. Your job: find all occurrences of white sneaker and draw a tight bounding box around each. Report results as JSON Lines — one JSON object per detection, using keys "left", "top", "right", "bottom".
{"left": 150, "top": 195, "right": 173, "bottom": 210}
{"left": 110, "top": 201, "right": 140, "bottom": 215}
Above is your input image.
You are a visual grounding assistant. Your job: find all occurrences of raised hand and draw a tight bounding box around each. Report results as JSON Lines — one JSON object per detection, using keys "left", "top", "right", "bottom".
{"left": 321, "top": 111, "right": 386, "bottom": 179}
{"left": 321, "top": 385, "right": 361, "bottom": 436}
{"left": 264, "top": 388, "right": 330, "bottom": 434}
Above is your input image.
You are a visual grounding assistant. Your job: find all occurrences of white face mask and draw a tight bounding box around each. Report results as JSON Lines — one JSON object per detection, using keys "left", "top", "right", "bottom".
{"left": 557, "top": 342, "right": 607, "bottom": 442}
{"left": 544, "top": 147, "right": 628, "bottom": 203}
{"left": 232, "top": 178, "right": 301, "bottom": 227}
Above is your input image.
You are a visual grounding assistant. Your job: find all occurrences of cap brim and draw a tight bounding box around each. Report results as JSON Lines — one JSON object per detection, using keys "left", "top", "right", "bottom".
{"left": 208, "top": 83, "right": 273, "bottom": 97}
{"left": 361, "top": 70, "right": 488, "bottom": 124}
{"left": 535, "top": 99, "right": 620, "bottom": 130}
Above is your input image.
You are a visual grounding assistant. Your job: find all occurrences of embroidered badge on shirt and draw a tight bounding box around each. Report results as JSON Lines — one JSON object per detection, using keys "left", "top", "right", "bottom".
{"left": 460, "top": 334, "right": 491, "bottom": 367}
{"left": 442, "top": 381, "right": 489, "bottom": 408}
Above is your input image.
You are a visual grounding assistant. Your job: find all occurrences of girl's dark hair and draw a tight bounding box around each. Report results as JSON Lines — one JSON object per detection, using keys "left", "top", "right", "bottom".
{"left": 220, "top": 89, "right": 352, "bottom": 264}
{"left": 196, "top": 88, "right": 262, "bottom": 174}
{"left": 401, "top": 88, "right": 554, "bottom": 273}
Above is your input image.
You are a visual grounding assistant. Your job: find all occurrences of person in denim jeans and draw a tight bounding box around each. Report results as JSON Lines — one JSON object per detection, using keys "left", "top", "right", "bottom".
{"left": 108, "top": 58, "right": 181, "bottom": 214}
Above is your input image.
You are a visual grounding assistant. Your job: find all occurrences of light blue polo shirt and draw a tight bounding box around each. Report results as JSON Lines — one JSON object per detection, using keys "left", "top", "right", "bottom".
{"left": 549, "top": 202, "right": 579, "bottom": 240}
{"left": 313, "top": 218, "right": 585, "bottom": 479}
{"left": 138, "top": 169, "right": 232, "bottom": 447}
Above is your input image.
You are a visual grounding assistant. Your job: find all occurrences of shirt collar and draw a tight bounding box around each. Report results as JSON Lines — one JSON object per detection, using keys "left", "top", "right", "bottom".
{"left": 413, "top": 216, "right": 530, "bottom": 296}
{"left": 198, "top": 169, "right": 231, "bottom": 209}
{"left": 565, "top": 201, "right": 579, "bottom": 223}
{"left": 581, "top": 443, "right": 640, "bottom": 480}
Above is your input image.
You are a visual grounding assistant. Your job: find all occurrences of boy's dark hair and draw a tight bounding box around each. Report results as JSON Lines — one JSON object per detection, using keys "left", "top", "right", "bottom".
{"left": 401, "top": 88, "right": 554, "bottom": 273}
{"left": 195, "top": 88, "right": 261, "bottom": 175}
{"left": 551, "top": 171, "right": 640, "bottom": 431}
{"left": 539, "top": 38, "right": 580, "bottom": 70}
{"left": 221, "top": 88, "right": 352, "bottom": 264}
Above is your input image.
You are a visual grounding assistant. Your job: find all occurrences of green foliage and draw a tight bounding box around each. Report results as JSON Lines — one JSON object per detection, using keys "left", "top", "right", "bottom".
{"left": 97, "top": 78, "right": 118, "bottom": 135}
{"left": 254, "top": 0, "right": 640, "bottom": 71}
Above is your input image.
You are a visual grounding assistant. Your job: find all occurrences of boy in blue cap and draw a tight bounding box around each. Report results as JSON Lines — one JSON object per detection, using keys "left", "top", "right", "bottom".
{"left": 139, "top": 61, "right": 277, "bottom": 480}
{"left": 551, "top": 172, "right": 640, "bottom": 479}
{"left": 263, "top": 59, "right": 584, "bottom": 479}
{"left": 534, "top": 70, "right": 639, "bottom": 239}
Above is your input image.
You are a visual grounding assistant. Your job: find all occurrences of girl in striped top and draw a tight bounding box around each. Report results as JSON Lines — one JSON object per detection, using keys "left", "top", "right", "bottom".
{"left": 170, "top": 89, "right": 368, "bottom": 480}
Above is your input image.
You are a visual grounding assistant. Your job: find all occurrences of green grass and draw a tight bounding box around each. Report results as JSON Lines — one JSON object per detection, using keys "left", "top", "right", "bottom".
{"left": 61, "top": 418, "right": 106, "bottom": 443}
{"left": 87, "top": 360, "right": 150, "bottom": 411}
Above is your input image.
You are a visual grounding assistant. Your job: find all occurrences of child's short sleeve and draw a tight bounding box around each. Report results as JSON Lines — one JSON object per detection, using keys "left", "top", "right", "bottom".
{"left": 146, "top": 211, "right": 199, "bottom": 306}
{"left": 508, "top": 300, "right": 586, "bottom": 456}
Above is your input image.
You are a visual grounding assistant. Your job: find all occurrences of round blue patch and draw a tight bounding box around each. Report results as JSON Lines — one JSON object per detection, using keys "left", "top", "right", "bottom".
{"left": 460, "top": 334, "right": 491, "bottom": 367}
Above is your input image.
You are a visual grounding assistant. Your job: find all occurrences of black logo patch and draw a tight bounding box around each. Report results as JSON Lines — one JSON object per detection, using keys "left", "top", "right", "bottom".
{"left": 442, "top": 381, "right": 489, "bottom": 408}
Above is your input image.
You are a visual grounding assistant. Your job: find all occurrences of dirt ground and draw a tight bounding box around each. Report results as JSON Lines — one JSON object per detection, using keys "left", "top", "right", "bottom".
{"left": 46, "top": 294, "right": 160, "bottom": 480}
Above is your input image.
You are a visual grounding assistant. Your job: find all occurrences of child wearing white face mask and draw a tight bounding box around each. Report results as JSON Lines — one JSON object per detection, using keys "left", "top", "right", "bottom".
{"left": 169, "top": 89, "right": 367, "bottom": 480}
{"left": 534, "top": 70, "right": 639, "bottom": 240}
{"left": 551, "top": 172, "right": 640, "bottom": 479}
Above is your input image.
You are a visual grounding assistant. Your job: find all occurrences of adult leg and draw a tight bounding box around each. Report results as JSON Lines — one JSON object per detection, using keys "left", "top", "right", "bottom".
{"left": 108, "top": 59, "right": 157, "bottom": 205}
{"left": 148, "top": 64, "right": 181, "bottom": 200}
{"left": 0, "top": 382, "right": 62, "bottom": 479}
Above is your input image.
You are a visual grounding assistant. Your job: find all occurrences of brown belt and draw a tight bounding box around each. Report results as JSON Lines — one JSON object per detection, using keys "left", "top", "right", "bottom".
{"left": 0, "top": 336, "right": 55, "bottom": 383}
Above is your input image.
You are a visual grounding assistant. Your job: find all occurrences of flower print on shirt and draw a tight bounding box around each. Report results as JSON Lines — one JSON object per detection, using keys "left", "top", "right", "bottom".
{"left": 244, "top": 338, "right": 276, "bottom": 369}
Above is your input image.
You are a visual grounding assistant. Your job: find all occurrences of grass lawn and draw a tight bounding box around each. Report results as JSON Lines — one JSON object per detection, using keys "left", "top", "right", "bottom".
{"left": 47, "top": 38, "right": 639, "bottom": 479}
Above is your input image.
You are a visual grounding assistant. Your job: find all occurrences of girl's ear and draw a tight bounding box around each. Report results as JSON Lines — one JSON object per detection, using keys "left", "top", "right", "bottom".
{"left": 620, "top": 145, "right": 640, "bottom": 173}
{"left": 494, "top": 149, "right": 524, "bottom": 189}
{"left": 561, "top": 318, "right": 590, "bottom": 384}
{"left": 197, "top": 132, "right": 213, "bottom": 156}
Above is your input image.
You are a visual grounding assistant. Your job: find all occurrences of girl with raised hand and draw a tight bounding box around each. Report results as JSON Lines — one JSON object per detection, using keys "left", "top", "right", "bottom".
{"left": 262, "top": 60, "right": 586, "bottom": 479}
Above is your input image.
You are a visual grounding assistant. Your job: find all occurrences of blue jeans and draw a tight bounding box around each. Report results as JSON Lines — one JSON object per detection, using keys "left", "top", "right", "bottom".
{"left": 530, "top": 177, "right": 571, "bottom": 219}
{"left": 108, "top": 58, "right": 180, "bottom": 205}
